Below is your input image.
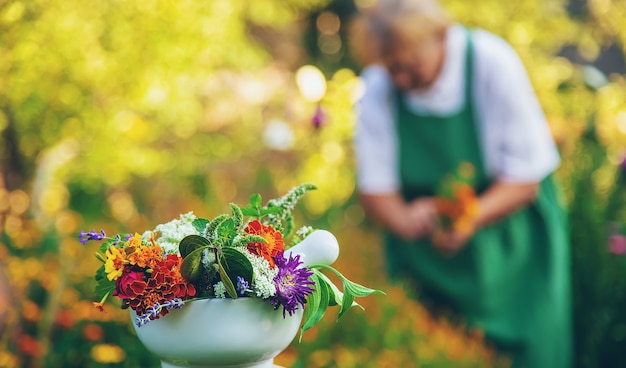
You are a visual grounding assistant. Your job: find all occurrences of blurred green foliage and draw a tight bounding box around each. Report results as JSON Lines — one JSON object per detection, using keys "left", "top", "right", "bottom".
{"left": 1, "top": 0, "right": 626, "bottom": 367}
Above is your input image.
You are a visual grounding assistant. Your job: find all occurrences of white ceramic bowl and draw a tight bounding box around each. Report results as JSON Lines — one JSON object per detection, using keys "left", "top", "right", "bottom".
{"left": 131, "top": 230, "right": 340, "bottom": 368}
{"left": 131, "top": 298, "right": 303, "bottom": 368}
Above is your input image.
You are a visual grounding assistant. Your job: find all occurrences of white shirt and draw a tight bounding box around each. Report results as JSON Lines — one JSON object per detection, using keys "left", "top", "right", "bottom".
{"left": 354, "top": 25, "right": 561, "bottom": 194}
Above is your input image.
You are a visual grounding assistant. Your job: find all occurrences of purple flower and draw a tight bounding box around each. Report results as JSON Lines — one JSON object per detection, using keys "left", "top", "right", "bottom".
{"left": 312, "top": 105, "right": 326, "bottom": 129}
{"left": 135, "top": 298, "right": 185, "bottom": 327}
{"left": 79, "top": 230, "right": 106, "bottom": 245}
{"left": 236, "top": 276, "right": 251, "bottom": 296}
{"left": 271, "top": 252, "right": 315, "bottom": 317}
{"left": 146, "top": 304, "right": 160, "bottom": 318}
{"left": 111, "top": 234, "right": 122, "bottom": 246}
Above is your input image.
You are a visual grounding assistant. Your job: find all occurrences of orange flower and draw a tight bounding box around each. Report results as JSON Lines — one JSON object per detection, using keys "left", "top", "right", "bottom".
{"left": 83, "top": 323, "right": 104, "bottom": 342}
{"left": 127, "top": 243, "right": 163, "bottom": 269}
{"left": 93, "top": 301, "right": 105, "bottom": 312}
{"left": 18, "top": 334, "right": 41, "bottom": 357}
{"left": 435, "top": 166, "right": 480, "bottom": 235}
{"left": 244, "top": 220, "right": 284, "bottom": 267}
{"left": 123, "top": 254, "right": 197, "bottom": 318}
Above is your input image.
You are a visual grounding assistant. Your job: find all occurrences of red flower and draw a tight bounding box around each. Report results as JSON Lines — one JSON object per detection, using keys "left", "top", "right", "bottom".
{"left": 123, "top": 254, "right": 197, "bottom": 318}
{"left": 114, "top": 269, "right": 147, "bottom": 299}
{"left": 244, "top": 220, "right": 284, "bottom": 267}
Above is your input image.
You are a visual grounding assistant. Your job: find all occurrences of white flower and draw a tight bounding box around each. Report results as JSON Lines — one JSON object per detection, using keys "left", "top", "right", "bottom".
{"left": 201, "top": 248, "right": 217, "bottom": 268}
{"left": 236, "top": 246, "right": 278, "bottom": 299}
{"left": 296, "top": 226, "right": 314, "bottom": 237}
{"left": 143, "top": 212, "right": 198, "bottom": 254}
{"left": 213, "top": 282, "right": 227, "bottom": 298}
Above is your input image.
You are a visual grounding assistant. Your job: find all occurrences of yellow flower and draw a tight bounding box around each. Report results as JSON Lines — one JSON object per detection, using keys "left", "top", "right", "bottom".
{"left": 125, "top": 233, "right": 143, "bottom": 248}
{"left": 104, "top": 246, "right": 126, "bottom": 281}
{"left": 91, "top": 344, "right": 126, "bottom": 364}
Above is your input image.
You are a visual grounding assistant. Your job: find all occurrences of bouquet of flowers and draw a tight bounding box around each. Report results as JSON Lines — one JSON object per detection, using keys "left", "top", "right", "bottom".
{"left": 434, "top": 162, "right": 480, "bottom": 235}
{"left": 80, "top": 183, "right": 383, "bottom": 337}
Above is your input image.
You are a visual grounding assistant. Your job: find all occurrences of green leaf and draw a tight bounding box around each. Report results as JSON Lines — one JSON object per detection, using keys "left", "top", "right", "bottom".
{"left": 191, "top": 218, "right": 210, "bottom": 234}
{"left": 309, "top": 264, "right": 385, "bottom": 320}
{"left": 217, "top": 260, "right": 238, "bottom": 299}
{"left": 315, "top": 271, "right": 344, "bottom": 307}
{"left": 240, "top": 207, "right": 258, "bottom": 217}
{"left": 260, "top": 206, "right": 282, "bottom": 215}
{"left": 205, "top": 214, "right": 229, "bottom": 239}
{"left": 300, "top": 272, "right": 330, "bottom": 340}
{"left": 339, "top": 286, "right": 356, "bottom": 319}
{"left": 95, "top": 265, "right": 107, "bottom": 282}
{"left": 343, "top": 278, "right": 384, "bottom": 298}
{"left": 215, "top": 218, "right": 236, "bottom": 246}
{"left": 231, "top": 234, "right": 266, "bottom": 248}
{"left": 284, "top": 213, "right": 295, "bottom": 238}
{"left": 311, "top": 264, "right": 385, "bottom": 298}
{"left": 179, "top": 235, "right": 212, "bottom": 258}
{"left": 218, "top": 247, "right": 254, "bottom": 286}
{"left": 98, "top": 242, "right": 111, "bottom": 254}
{"left": 230, "top": 203, "right": 243, "bottom": 231}
{"left": 241, "top": 194, "right": 263, "bottom": 217}
{"left": 250, "top": 193, "right": 262, "bottom": 208}
{"left": 94, "top": 266, "right": 115, "bottom": 301}
{"left": 95, "top": 280, "right": 116, "bottom": 301}
{"left": 180, "top": 247, "right": 211, "bottom": 282}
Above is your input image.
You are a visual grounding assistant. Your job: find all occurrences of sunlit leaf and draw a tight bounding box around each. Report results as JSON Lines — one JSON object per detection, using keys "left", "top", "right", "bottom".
{"left": 192, "top": 218, "right": 210, "bottom": 234}
{"left": 310, "top": 264, "right": 385, "bottom": 319}
{"left": 315, "top": 270, "right": 345, "bottom": 307}
{"left": 250, "top": 193, "right": 262, "bottom": 208}
{"left": 312, "top": 264, "right": 385, "bottom": 298}
{"left": 300, "top": 272, "right": 330, "bottom": 340}
{"left": 339, "top": 286, "right": 356, "bottom": 319}
{"left": 241, "top": 194, "right": 263, "bottom": 217}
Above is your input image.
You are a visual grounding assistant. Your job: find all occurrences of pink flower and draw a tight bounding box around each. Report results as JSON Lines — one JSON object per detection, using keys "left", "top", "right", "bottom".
{"left": 312, "top": 104, "right": 326, "bottom": 129}
{"left": 114, "top": 269, "right": 147, "bottom": 299}
{"left": 609, "top": 235, "right": 626, "bottom": 255}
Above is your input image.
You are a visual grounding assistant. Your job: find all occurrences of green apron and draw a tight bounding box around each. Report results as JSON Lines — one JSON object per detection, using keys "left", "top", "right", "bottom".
{"left": 385, "top": 30, "right": 573, "bottom": 368}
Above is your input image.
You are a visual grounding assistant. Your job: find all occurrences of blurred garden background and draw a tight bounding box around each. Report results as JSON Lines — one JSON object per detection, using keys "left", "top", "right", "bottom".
{"left": 1, "top": 0, "right": 626, "bottom": 367}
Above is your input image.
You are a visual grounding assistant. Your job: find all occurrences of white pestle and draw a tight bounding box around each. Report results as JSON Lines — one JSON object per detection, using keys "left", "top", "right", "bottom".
{"left": 284, "top": 230, "right": 340, "bottom": 267}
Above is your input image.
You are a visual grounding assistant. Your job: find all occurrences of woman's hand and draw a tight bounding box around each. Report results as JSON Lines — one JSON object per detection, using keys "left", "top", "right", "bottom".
{"left": 405, "top": 197, "right": 438, "bottom": 239}
{"left": 430, "top": 180, "right": 540, "bottom": 256}
{"left": 431, "top": 227, "right": 474, "bottom": 257}
{"left": 358, "top": 192, "right": 437, "bottom": 241}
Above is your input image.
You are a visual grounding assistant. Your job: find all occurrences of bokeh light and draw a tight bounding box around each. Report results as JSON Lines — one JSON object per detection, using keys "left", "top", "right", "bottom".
{"left": 296, "top": 65, "right": 327, "bottom": 102}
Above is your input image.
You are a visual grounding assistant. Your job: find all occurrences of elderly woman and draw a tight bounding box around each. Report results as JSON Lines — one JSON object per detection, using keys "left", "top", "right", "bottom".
{"left": 351, "top": 0, "right": 572, "bottom": 367}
